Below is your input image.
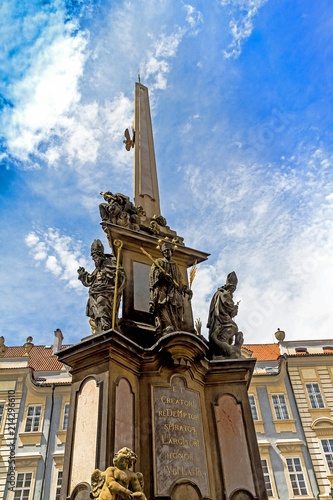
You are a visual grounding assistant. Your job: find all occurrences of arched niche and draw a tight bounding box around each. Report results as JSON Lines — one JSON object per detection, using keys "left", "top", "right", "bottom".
{"left": 114, "top": 377, "right": 134, "bottom": 453}
{"left": 171, "top": 480, "right": 202, "bottom": 500}
{"left": 70, "top": 377, "right": 100, "bottom": 492}
{"left": 68, "top": 482, "right": 91, "bottom": 500}
{"left": 230, "top": 488, "right": 255, "bottom": 500}
{"left": 214, "top": 394, "right": 256, "bottom": 498}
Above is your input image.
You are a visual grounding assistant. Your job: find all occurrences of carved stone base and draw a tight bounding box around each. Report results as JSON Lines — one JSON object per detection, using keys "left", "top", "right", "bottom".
{"left": 58, "top": 330, "right": 267, "bottom": 500}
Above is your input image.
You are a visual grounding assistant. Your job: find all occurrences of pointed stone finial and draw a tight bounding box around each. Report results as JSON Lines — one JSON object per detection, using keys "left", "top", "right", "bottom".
{"left": 0, "top": 336, "right": 8, "bottom": 357}
{"left": 23, "top": 336, "right": 34, "bottom": 356}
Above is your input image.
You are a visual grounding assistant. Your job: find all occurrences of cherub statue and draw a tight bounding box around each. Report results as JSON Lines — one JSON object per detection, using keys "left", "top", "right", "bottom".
{"left": 91, "top": 447, "right": 147, "bottom": 500}
{"left": 207, "top": 272, "right": 244, "bottom": 358}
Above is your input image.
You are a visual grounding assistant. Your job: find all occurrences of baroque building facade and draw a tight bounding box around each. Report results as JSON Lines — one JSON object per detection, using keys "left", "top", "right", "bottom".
{"left": 1, "top": 333, "right": 333, "bottom": 499}
{"left": 0, "top": 332, "right": 71, "bottom": 500}
{"left": 246, "top": 339, "right": 333, "bottom": 499}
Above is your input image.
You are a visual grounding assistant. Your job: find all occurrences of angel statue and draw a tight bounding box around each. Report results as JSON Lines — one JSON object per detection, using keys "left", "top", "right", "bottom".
{"left": 207, "top": 271, "right": 244, "bottom": 359}
{"left": 91, "top": 447, "right": 147, "bottom": 500}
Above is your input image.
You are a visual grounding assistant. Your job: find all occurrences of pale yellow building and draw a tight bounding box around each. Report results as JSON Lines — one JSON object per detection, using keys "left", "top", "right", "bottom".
{"left": 280, "top": 340, "right": 333, "bottom": 499}
{"left": 0, "top": 332, "right": 71, "bottom": 500}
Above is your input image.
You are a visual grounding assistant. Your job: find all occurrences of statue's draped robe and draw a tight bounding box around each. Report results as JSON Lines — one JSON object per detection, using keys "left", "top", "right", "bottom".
{"left": 149, "top": 258, "right": 185, "bottom": 332}
{"left": 79, "top": 257, "right": 125, "bottom": 330}
{"left": 207, "top": 287, "right": 238, "bottom": 343}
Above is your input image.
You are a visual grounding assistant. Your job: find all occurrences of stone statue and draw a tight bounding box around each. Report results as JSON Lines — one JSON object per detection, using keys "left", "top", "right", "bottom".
{"left": 91, "top": 447, "right": 147, "bottom": 500}
{"left": 99, "top": 191, "right": 144, "bottom": 231}
{"left": 77, "top": 239, "right": 126, "bottom": 333}
{"left": 149, "top": 242, "right": 192, "bottom": 334}
{"left": 207, "top": 272, "right": 244, "bottom": 358}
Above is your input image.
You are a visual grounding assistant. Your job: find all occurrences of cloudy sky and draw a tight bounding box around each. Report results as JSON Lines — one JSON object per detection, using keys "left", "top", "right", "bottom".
{"left": 1, "top": 0, "right": 333, "bottom": 347}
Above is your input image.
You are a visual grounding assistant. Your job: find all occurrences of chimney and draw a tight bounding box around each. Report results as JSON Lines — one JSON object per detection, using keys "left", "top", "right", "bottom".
{"left": 53, "top": 328, "right": 64, "bottom": 355}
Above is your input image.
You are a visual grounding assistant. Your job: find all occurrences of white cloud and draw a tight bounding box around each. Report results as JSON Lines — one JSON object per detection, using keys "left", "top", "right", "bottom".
{"left": 220, "top": 0, "right": 268, "bottom": 59}
{"left": 182, "top": 140, "right": 333, "bottom": 342}
{"left": 184, "top": 4, "right": 204, "bottom": 32}
{"left": 143, "top": 30, "right": 184, "bottom": 91}
{"left": 25, "top": 228, "right": 89, "bottom": 290}
{"left": 45, "top": 255, "right": 62, "bottom": 277}
{"left": 1, "top": 9, "right": 87, "bottom": 165}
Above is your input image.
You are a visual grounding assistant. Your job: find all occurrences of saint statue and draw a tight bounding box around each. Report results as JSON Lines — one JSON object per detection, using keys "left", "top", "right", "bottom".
{"left": 207, "top": 271, "right": 244, "bottom": 358}
{"left": 91, "top": 447, "right": 147, "bottom": 500}
{"left": 77, "top": 239, "right": 126, "bottom": 333}
{"left": 149, "top": 242, "right": 192, "bottom": 334}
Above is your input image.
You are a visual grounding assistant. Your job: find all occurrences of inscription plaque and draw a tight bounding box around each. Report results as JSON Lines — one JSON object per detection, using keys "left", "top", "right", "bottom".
{"left": 152, "top": 377, "right": 210, "bottom": 497}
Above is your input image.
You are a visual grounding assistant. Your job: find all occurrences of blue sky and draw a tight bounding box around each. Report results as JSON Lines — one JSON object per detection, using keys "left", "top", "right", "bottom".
{"left": 1, "top": 0, "right": 333, "bottom": 347}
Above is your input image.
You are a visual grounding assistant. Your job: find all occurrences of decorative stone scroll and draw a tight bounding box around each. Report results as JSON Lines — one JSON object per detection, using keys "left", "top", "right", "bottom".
{"left": 152, "top": 376, "right": 210, "bottom": 497}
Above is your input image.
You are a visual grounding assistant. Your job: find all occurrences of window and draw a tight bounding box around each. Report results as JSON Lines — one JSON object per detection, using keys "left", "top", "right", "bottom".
{"left": 322, "top": 439, "right": 333, "bottom": 474}
{"left": 14, "top": 472, "right": 32, "bottom": 500}
{"left": 25, "top": 406, "right": 42, "bottom": 432}
{"left": 295, "top": 348, "right": 308, "bottom": 355}
{"left": 0, "top": 402, "right": 5, "bottom": 426}
{"left": 286, "top": 457, "right": 308, "bottom": 496}
{"left": 261, "top": 459, "right": 273, "bottom": 497}
{"left": 306, "top": 383, "right": 325, "bottom": 409}
{"left": 249, "top": 395, "right": 258, "bottom": 420}
{"left": 272, "top": 394, "right": 290, "bottom": 420}
{"left": 62, "top": 404, "right": 69, "bottom": 431}
{"left": 55, "top": 470, "right": 63, "bottom": 500}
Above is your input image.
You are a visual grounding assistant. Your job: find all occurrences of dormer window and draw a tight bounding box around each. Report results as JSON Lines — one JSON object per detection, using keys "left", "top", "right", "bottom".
{"left": 295, "top": 348, "right": 308, "bottom": 355}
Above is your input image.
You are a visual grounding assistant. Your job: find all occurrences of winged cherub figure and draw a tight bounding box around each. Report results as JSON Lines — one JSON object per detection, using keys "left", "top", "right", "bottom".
{"left": 91, "top": 447, "right": 147, "bottom": 500}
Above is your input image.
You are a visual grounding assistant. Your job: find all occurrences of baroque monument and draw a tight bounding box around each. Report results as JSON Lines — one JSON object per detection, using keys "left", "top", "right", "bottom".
{"left": 57, "top": 82, "right": 268, "bottom": 500}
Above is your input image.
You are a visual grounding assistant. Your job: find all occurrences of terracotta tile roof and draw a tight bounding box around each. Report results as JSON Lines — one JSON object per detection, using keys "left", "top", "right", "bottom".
{"left": 2, "top": 342, "right": 282, "bottom": 367}
{"left": 2, "top": 345, "right": 71, "bottom": 372}
{"left": 243, "top": 343, "right": 280, "bottom": 361}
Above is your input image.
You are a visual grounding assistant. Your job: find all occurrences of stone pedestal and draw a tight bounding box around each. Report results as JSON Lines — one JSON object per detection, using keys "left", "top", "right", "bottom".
{"left": 58, "top": 330, "right": 267, "bottom": 500}
{"left": 101, "top": 222, "right": 209, "bottom": 342}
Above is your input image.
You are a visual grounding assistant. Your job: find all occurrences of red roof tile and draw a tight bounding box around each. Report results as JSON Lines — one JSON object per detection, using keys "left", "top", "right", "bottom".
{"left": 2, "top": 342, "right": 281, "bottom": 368}
{"left": 243, "top": 343, "right": 280, "bottom": 361}
{"left": 2, "top": 345, "right": 71, "bottom": 372}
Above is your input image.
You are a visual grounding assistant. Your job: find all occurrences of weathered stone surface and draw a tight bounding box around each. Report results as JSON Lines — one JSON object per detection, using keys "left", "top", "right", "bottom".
{"left": 149, "top": 242, "right": 193, "bottom": 335}
{"left": 207, "top": 271, "right": 244, "bottom": 359}
{"left": 152, "top": 376, "right": 210, "bottom": 497}
{"left": 77, "top": 239, "right": 126, "bottom": 333}
{"left": 68, "top": 482, "right": 91, "bottom": 500}
{"left": 214, "top": 395, "right": 255, "bottom": 498}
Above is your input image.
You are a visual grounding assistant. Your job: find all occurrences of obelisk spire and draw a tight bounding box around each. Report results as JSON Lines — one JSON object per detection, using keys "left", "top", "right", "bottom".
{"left": 134, "top": 82, "right": 161, "bottom": 219}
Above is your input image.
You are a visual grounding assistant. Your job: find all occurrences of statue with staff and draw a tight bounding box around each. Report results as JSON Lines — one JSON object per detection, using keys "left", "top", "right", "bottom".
{"left": 144, "top": 241, "right": 193, "bottom": 335}
{"left": 77, "top": 239, "right": 126, "bottom": 333}
{"left": 207, "top": 271, "right": 244, "bottom": 358}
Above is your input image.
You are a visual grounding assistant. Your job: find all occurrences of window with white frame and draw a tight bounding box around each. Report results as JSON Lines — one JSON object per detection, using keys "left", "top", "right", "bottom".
{"left": 62, "top": 404, "right": 69, "bottom": 431}
{"left": 306, "top": 383, "right": 325, "bottom": 409}
{"left": 0, "top": 402, "right": 5, "bottom": 426}
{"left": 261, "top": 459, "right": 273, "bottom": 497}
{"left": 286, "top": 457, "right": 308, "bottom": 496}
{"left": 272, "top": 394, "right": 290, "bottom": 420}
{"left": 24, "top": 405, "right": 42, "bottom": 432}
{"left": 249, "top": 394, "right": 259, "bottom": 421}
{"left": 55, "top": 470, "right": 63, "bottom": 500}
{"left": 322, "top": 439, "right": 333, "bottom": 474}
{"left": 14, "top": 472, "right": 32, "bottom": 500}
